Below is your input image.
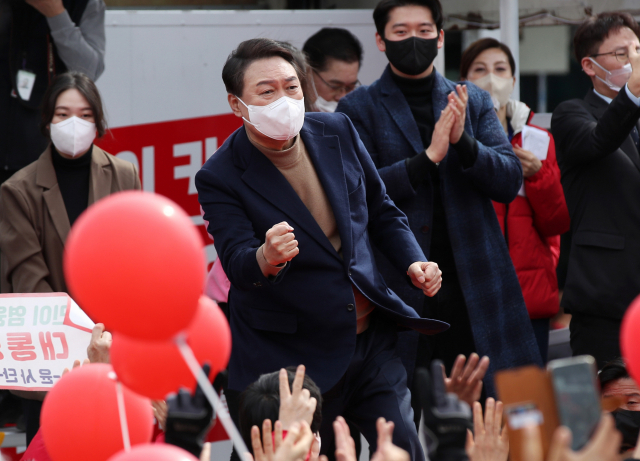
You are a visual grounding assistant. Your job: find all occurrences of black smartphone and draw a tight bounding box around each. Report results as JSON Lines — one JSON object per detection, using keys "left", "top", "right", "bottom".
{"left": 547, "top": 355, "right": 601, "bottom": 450}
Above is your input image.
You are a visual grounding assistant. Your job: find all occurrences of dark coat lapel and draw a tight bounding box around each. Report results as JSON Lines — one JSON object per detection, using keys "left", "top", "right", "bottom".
{"left": 300, "top": 119, "right": 352, "bottom": 267}
{"left": 36, "top": 147, "right": 70, "bottom": 245}
{"left": 379, "top": 66, "right": 424, "bottom": 155}
{"left": 238, "top": 127, "right": 342, "bottom": 260}
{"left": 585, "top": 90, "right": 640, "bottom": 172}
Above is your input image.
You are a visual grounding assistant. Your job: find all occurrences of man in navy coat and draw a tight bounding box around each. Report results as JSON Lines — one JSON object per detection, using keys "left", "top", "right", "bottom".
{"left": 196, "top": 38, "right": 447, "bottom": 461}
{"left": 337, "top": 0, "right": 542, "bottom": 397}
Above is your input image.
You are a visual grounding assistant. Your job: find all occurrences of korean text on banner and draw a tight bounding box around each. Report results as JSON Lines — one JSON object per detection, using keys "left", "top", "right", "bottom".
{"left": 0, "top": 293, "right": 94, "bottom": 391}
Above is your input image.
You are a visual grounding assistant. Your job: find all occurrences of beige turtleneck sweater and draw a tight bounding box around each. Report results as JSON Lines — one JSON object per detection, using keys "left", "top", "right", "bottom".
{"left": 250, "top": 134, "right": 374, "bottom": 333}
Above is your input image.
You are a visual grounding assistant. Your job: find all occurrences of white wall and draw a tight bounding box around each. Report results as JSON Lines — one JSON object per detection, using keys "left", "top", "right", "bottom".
{"left": 99, "top": 9, "right": 388, "bottom": 128}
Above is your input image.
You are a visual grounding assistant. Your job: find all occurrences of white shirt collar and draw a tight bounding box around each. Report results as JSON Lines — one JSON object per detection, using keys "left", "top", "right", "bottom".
{"left": 593, "top": 88, "right": 613, "bottom": 104}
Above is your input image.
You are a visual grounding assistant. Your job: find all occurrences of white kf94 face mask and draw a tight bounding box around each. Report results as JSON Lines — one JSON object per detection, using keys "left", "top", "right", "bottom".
{"left": 589, "top": 58, "right": 632, "bottom": 92}
{"left": 238, "top": 96, "right": 305, "bottom": 141}
{"left": 50, "top": 116, "right": 96, "bottom": 157}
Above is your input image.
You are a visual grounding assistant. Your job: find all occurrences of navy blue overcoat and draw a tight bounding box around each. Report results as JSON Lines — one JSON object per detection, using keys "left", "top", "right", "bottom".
{"left": 337, "top": 67, "right": 543, "bottom": 395}
{"left": 196, "top": 112, "right": 448, "bottom": 393}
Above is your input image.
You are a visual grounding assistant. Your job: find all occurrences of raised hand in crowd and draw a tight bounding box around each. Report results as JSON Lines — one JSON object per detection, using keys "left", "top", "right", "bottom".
{"left": 407, "top": 261, "right": 442, "bottom": 297}
{"left": 249, "top": 419, "right": 315, "bottom": 461}
{"left": 444, "top": 354, "right": 490, "bottom": 407}
{"left": 61, "top": 358, "right": 90, "bottom": 376}
{"left": 447, "top": 84, "right": 469, "bottom": 144}
{"left": 24, "top": 0, "right": 65, "bottom": 17}
{"left": 87, "top": 323, "right": 112, "bottom": 364}
{"left": 371, "top": 418, "right": 410, "bottom": 461}
{"left": 522, "top": 413, "right": 621, "bottom": 461}
{"left": 325, "top": 416, "right": 357, "bottom": 461}
{"left": 512, "top": 144, "right": 542, "bottom": 178}
{"left": 415, "top": 361, "right": 472, "bottom": 461}
{"left": 200, "top": 442, "right": 212, "bottom": 461}
{"left": 152, "top": 399, "right": 168, "bottom": 430}
{"left": 465, "top": 398, "right": 508, "bottom": 461}
{"left": 262, "top": 221, "right": 299, "bottom": 268}
{"left": 279, "top": 365, "right": 318, "bottom": 431}
{"left": 165, "top": 364, "right": 215, "bottom": 457}
{"left": 426, "top": 103, "right": 457, "bottom": 164}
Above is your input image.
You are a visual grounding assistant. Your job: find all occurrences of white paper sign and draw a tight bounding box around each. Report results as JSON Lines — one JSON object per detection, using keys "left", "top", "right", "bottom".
{"left": 16, "top": 70, "right": 36, "bottom": 102}
{"left": 517, "top": 126, "right": 551, "bottom": 197}
{"left": 0, "top": 293, "right": 94, "bottom": 391}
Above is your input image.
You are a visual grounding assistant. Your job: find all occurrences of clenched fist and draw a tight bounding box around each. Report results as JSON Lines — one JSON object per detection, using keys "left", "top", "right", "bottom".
{"left": 407, "top": 261, "right": 442, "bottom": 297}
{"left": 263, "top": 221, "right": 299, "bottom": 266}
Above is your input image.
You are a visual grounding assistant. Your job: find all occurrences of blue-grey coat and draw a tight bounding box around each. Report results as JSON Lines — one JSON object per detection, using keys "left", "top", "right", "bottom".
{"left": 337, "top": 67, "right": 542, "bottom": 395}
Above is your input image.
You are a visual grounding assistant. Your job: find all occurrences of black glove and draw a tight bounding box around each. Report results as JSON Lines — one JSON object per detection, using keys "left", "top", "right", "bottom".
{"left": 414, "top": 360, "right": 472, "bottom": 461}
{"left": 165, "top": 363, "right": 215, "bottom": 457}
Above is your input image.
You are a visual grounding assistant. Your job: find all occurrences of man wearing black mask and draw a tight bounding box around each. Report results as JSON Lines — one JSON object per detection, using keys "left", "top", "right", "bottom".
{"left": 336, "top": 0, "right": 542, "bottom": 403}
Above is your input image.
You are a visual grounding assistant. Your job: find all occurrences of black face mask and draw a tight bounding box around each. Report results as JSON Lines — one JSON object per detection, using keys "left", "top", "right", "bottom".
{"left": 614, "top": 409, "right": 640, "bottom": 453}
{"left": 383, "top": 36, "right": 438, "bottom": 76}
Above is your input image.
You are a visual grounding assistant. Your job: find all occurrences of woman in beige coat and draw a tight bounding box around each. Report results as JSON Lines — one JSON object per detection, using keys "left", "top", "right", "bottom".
{"left": 0, "top": 71, "right": 140, "bottom": 444}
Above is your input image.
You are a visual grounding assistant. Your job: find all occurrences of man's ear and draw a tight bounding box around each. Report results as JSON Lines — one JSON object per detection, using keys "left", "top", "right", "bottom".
{"left": 437, "top": 29, "right": 445, "bottom": 50}
{"left": 582, "top": 57, "right": 596, "bottom": 77}
{"left": 375, "top": 32, "right": 386, "bottom": 52}
{"left": 228, "top": 94, "right": 243, "bottom": 119}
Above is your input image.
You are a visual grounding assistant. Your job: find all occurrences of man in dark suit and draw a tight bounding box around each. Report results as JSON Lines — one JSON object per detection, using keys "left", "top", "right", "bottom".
{"left": 551, "top": 13, "right": 640, "bottom": 367}
{"left": 196, "top": 38, "right": 447, "bottom": 461}
{"left": 336, "top": 0, "right": 541, "bottom": 398}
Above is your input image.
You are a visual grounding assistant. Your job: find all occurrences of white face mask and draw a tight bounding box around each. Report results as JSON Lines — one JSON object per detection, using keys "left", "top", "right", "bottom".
{"left": 50, "top": 116, "right": 96, "bottom": 157}
{"left": 238, "top": 96, "right": 305, "bottom": 141}
{"left": 589, "top": 58, "right": 632, "bottom": 92}
{"left": 315, "top": 95, "right": 338, "bottom": 113}
{"left": 472, "top": 73, "right": 514, "bottom": 110}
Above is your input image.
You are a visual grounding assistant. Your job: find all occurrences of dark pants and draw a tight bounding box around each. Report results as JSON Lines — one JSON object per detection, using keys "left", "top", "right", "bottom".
{"left": 570, "top": 313, "right": 622, "bottom": 369}
{"left": 319, "top": 314, "right": 423, "bottom": 461}
{"left": 531, "top": 318, "right": 550, "bottom": 364}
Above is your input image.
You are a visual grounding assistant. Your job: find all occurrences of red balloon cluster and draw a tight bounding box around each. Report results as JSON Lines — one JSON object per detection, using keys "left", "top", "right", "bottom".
{"left": 621, "top": 294, "right": 640, "bottom": 383}
{"left": 45, "top": 191, "right": 233, "bottom": 460}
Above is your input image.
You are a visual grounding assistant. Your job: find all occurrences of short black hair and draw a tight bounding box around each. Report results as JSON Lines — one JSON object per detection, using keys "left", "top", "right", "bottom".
{"left": 460, "top": 38, "right": 517, "bottom": 79}
{"left": 373, "top": 0, "right": 443, "bottom": 39}
{"left": 599, "top": 358, "right": 630, "bottom": 389}
{"left": 303, "top": 28, "right": 363, "bottom": 71}
{"left": 238, "top": 367, "right": 323, "bottom": 454}
{"left": 573, "top": 12, "right": 640, "bottom": 62}
{"left": 40, "top": 71, "right": 107, "bottom": 139}
{"left": 222, "top": 38, "right": 304, "bottom": 98}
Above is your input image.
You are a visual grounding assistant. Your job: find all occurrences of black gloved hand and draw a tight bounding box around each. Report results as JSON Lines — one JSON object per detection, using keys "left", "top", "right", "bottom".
{"left": 165, "top": 363, "right": 215, "bottom": 457}
{"left": 414, "top": 360, "right": 472, "bottom": 461}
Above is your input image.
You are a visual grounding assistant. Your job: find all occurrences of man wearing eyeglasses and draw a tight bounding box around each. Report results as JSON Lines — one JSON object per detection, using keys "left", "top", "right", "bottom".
{"left": 303, "top": 28, "right": 362, "bottom": 112}
{"left": 551, "top": 12, "right": 640, "bottom": 367}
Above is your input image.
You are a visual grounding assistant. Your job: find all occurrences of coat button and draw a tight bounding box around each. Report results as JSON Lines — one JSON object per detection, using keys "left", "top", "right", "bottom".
{"left": 421, "top": 225, "right": 430, "bottom": 234}
{"left": 348, "top": 271, "right": 352, "bottom": 277}
{"left": 347, "top": 304, "right": 354, "bottom": 312}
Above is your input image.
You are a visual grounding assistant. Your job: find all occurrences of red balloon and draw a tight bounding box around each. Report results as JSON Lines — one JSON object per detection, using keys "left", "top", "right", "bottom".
{"left": 41, "top": 363, "right": 153, "bottom": 461}
{"left": 110, "top": 296, "right": 232, "bottom": 399}
{"left": 621, "top": 295, "right": 640, "bottom": 383}
{"left": 64, "top": 191, "right": 205, "bottom": 341}
{"left": 108, "top": 444, "right": 199, "bottom": 461}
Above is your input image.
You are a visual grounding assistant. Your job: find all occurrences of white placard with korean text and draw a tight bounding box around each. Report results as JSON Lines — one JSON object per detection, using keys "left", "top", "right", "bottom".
{"left": 0, "top": 293, "right": 94, "bottom": 391}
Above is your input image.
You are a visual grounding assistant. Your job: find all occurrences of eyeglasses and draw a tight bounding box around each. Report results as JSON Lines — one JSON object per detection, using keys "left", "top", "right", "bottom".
{"left": 590, "top": 47, "right": 640, "bottom": 63}
{"left": 313, "top": 69, "right": 360, "bottom": 94}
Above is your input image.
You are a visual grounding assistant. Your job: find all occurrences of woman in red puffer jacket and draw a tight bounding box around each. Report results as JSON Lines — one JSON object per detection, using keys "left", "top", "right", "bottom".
{"left": 461, "top": 38, "right": 570, "bottom": 362}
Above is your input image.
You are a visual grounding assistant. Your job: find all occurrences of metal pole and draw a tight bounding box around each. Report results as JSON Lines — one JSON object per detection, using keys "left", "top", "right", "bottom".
{"left": 500, "top": 0, "right": 520, "bottom": 100}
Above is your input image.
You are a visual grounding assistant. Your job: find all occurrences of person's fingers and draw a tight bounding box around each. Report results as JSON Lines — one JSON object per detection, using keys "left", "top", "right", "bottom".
{"left": 521, "top": 425, "right": 544, "bottom": 461}
{"left": 461, "top": 353, "right": 479, "bottom": 382}
{"left": 200, "top": 442, "right": 212, "bottom": 461}
{"left": 62, "top": 367, "right": 70, "bottom": 376}
{"left": 319, "top": 456, "right": 329, "bottom": 461}
{"left": 245, "top": 453, "right": 255, "bottom": 461}
{"left": 449, "top": 354, "right": 466, "bottom": 381}
{"left": 547, "top": 426, "right": 571, "bottom": 461}
{"left": 587, "top": 413, "right": 619, "bottom": 453}
{"left": 292, "top": 364, "right": 305, "bottom": 396}
{"left": 472, "top": 401, "right": 484, "bottom": 435}
{"left": 82, "top": 358, "right": 90, "bottom": 365}
{"left": 251, "top": 426, "right": 265, "bottom": 461}
{"left": 334, "top": 419, "right": 346, "bottom": 452}
{"left": 484, "top": 398, "right": 496, "bottom": 432}
{"left": 495, "top": 400, "right": 504, "bottom": 433}
{"left": 262, "top": 419, "right": 274, "bottom": 455}
{"left": 308, "top": 396, "right": 318, "bottom": 414}
{"left": 300, "top": 388, "right": 311, "bottom": 402}
{"left": 102, "top": 330, "right": 113, "bottom": 342}
{"left": 279, "top": 369, "right": 291, "bottom": 399}
{"left": 72, "top": 359, "right": 81, "bottom": 369}
{"left": 466, "top": 428, "right": 474, "bottom": 452}
{"left": 274, "top": 420, "right": 284, "bottom": 451}
{"left": 468, "top": 356, "right": 490, "bottom": 383}
{"left": 407, "top": 263, "right": 426, "bottom": 284}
